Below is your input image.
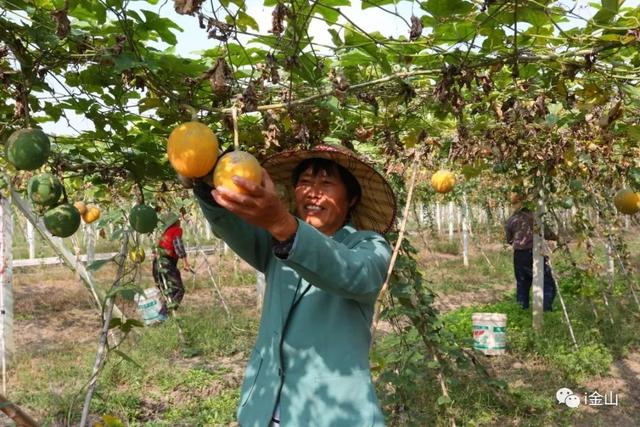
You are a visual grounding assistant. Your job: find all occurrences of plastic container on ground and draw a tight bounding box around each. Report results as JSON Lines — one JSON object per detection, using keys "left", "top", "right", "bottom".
{"left": 472, "top": 312, "right": 507, "bottom": 356}
{"left": 135, "top": 288, "right": 166, "bottom": 325}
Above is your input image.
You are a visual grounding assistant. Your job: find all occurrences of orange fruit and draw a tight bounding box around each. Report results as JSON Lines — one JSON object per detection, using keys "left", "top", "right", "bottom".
{"left": 74, "top": 201, "right": 87, "bottom": 215}
{"left": 82, "top": 205, "right": 101, "bottom": 224}
{"left": 613, "top": 189, "right": 640, "bottom": 215}
{"left": 431, "top": 170, "right": 456, "bottom": 194}
{"left": 167, "top": 121, "right": 219, "bottom": 178}
{"left": 213, "top": 151, "right": 262, "bottom": 194}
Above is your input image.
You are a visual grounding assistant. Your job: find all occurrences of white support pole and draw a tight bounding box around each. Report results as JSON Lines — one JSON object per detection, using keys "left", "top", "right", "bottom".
{"left": 435, "top": 203, "right": 442, "bottom": 234}
{"left": 606, "top": 238, "right": 615, "bottom": 289}
{"left": 10, "top": 189, "right": 122, "bottom": 318}
{"left": 532, "top": 194, "right": 545, "bottom": 331}
{"left": 26, "top": 220, "right": 35, "bottom": 259}
{"left": 462, "top": 194, "right": 469, "bottom": 267}
{"left": 85, "top": 223, "right": 96, "bottom": 265}
{"left": 1, "top": 194, "right": 14, "bottom": 394}
{"left": 456, "top": 205, "right": 462, "bottom": 233}
{"left": 256, "top": 271, "right": 266, "bottom": 310}
{"left": 204, "top": 218, "right": 211, "bottom": 240}
{"left": 418, "top": 202, "right": 424, "bottom": 226}
{"left": 448, "top": 202, "right": 454, "bottom": 241}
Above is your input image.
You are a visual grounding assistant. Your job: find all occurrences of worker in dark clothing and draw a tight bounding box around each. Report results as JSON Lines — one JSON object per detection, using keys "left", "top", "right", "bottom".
{"left": 505, "top": 195, "right": 557, "bottom": 312}
{"left": 153, "top": 212, "right": 191, "bottom": 316}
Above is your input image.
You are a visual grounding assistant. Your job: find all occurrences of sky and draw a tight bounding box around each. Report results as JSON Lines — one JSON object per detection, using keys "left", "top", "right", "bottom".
{"left": 28, "top": 0, "right": 640, "bottom": 135}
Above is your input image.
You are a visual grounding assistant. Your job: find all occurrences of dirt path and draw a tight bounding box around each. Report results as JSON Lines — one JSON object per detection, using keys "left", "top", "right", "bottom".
{"left": 9, "top": 254, "right": 640, "bottom": 426}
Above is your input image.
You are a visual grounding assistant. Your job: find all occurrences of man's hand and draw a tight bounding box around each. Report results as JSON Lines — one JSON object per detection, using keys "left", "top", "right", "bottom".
{"left": 212, "top": 169, "right": 298, "bottom": 241}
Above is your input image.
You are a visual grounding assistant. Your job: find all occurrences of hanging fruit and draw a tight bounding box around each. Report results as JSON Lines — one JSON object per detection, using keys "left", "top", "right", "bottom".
{"left": 431, "top": 170, "right": 456, "bottom": 194}
{"left": 5, "top": 128, "right": 51, "bottom": 170}
{"left": 167, "top": 121, "right": 219, "bottom": 178}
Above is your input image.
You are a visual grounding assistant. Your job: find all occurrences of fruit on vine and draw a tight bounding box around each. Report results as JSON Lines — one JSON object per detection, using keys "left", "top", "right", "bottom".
{"left": 74, "top": 201, "right": 87, "bottom": 215}
{"left": 82, "top": 205, "right": 101, "bottom": 224}
{"left": 431, "top": 170, "right": 456, "bottom": 194}
{"left": 167, "top": 121, "right": 219, "bottom": 178}
{"left": 28, "top": 173, "right": 63, "bottom": 206}
{"left": 613, "top": 189, "right": 640, "bottom": 215}
{"left": 129, "top": 204, "right": 158, "bottom": 233}
{"left": 128, "top": 247, "right": 145, "bottom": 263}
{"left": 213, "top": 151, "right": 262, "bottom": 194}
{"left": 43, "top": 204, "right": 81, "bottom": 237}
{"left": 5, "top": 128, "right": 51, "bottom": 170}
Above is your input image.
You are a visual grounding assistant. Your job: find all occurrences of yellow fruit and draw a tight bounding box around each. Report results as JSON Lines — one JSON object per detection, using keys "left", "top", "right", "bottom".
{"left": 613, "top": 189, "right": 640, "bottom": 215}
{"left": 82, "top": 205, "right": 101, "bottom": 224}
{"left": 74, "top": 201, "right": 87, "bottom": 215}
{"left": 213, "top": 151, "right": 262, "bottom": 194}
{"left": 167, "top": 121, "right": 219, "bottom": 178}
{"left": 431, "top": 170, "right": 456, "bottom": 194}
{"left": 128, "top": 247, "right": 145, "bottom": 263}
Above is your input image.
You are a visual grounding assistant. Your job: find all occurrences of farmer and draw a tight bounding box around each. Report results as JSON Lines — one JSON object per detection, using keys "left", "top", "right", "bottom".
{"left": 505, "top": 194, "right": 557, "bottom": 312}
{"left": 193, "top": 144, "right": 396, "bottom": 427}
{"left": 152, "top": 212, "right": 191, "bottom": 316}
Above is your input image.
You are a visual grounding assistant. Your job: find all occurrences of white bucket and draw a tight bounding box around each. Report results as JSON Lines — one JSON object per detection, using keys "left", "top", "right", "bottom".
{"left": 472, "top": 313, "right": 507, "bottom": 355}
{"left": 135, "top": 288, "right": 166, "bottom": 325}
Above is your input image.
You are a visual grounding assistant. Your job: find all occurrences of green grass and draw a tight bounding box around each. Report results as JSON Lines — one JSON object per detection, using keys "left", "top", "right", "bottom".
{"left": 9, "top": 299, "right": 257, "bottom": 426}
{"left": 7, "top": 231, "right": 640, "bottom": 427}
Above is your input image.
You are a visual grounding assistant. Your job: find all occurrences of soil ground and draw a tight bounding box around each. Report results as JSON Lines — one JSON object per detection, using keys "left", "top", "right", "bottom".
{"left": 5, "top": 244, "right": 640, "bottom": 426}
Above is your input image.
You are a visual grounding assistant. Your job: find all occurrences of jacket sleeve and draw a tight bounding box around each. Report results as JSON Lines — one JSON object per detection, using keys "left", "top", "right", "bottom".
{"left": 193, "top": 181, "right": 272, "bottom": 273}
{"left": 505, "top": 217, "right": 514, "bottom": 244}
{"left": 281, "top": 220, "right": 391, "bottom": 303}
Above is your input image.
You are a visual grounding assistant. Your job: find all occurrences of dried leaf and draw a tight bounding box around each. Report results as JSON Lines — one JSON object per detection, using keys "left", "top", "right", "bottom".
{"left": 111, "top": 35, "right": 127, "bottom": 55}
{"left": 205, "top": 58, "right": 233, "bottom": 98}
{"left": 50, "top": 9, "right": 70, "bottom": 38}
{"left": 174, "top": 0, "right": 204, "bottom": 15}
{"left": 409, "top": 16, "right": 423, "bottom": 41}
{"left": 241, "top": 82, "right": 259, "bottom": 112}
{"left": 271, "top": 3, "right": 288, "bottom": 36}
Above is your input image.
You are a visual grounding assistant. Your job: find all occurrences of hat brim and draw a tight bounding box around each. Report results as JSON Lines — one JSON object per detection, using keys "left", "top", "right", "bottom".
{"left": 262, "top": 145, "right": 397, "bottom": 234}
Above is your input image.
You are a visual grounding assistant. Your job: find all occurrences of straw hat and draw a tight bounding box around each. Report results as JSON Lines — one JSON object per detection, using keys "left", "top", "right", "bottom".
{"left": 262, "top": 144, "right": 397, "bottom": 234}
{"left": 159, "top": 212, "right": 180, "bottom": 233}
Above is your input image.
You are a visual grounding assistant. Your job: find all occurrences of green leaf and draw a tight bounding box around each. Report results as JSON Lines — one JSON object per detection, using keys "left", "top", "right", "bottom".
{"left": 315, "top": 4, "right": 340, "bottom": 25}
{"left": 361, "top": 0, "right": 397, "bottom": 10}
{"left": 421, "top": 0, "right": 474, "bottom": 18}
{"left": 87, "top": 258, "right": 113, "bottom": 272}
{"left": 343, "top": 26, "right": 391, "bottom": 73}
{"left": 339, "top": 50, "right": 375, "bottom": 67}
{"left": 518, "top": 6, "right": 550, "bottom": 27}
{"left": 237, "top": 10, "right": 259, "bottom": 31}
{"left": 113, "top": 349, "right": 142, "bottom": 368}
{"left": 593, "top": 0, "right": 620, "bottom": 24}
{"left": 108, "top": 317, "right": 122, "bottom": 329}
{"left": 120, "top": 318, "right": 144, "bottom": 332}
{"left": 437, "top": 395, "right": 453, "bottom": 405}
{"left": 328, "top": 28, "right": 343, "bottom": 47}
{"left": 434, "top": 21, "right": 476, "bottom": 43}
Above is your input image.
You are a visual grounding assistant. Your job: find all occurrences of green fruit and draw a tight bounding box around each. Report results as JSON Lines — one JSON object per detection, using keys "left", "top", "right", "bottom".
{"left": 560, "top": 197, "right": 574, "bottom": 209}
{"left": 43, "top": 204, "right": 81, "bottom": 237}
{"left": 5, "top": 128, "right": 51, "bottom": 170}
{"left": 129, "top": 204, "right": 158, "bottom": 234}
{"left": 28, "top": 173, "right": 63, "bottom": 206}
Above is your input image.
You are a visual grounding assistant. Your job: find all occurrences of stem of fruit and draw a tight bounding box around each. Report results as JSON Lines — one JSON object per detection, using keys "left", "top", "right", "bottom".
{"left": 232, "top": 106, "right": 240, "bottom": 151}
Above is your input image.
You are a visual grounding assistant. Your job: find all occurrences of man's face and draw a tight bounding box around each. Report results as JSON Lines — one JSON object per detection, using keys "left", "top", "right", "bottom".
{"left": 294, "top": 166, "right": 353, "bottom": 236}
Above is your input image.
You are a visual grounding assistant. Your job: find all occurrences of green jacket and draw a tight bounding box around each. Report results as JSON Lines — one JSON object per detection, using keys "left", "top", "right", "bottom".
{"left": 196, "top": 190, "right": 391, "bottom": 427}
